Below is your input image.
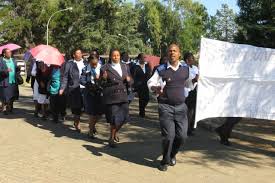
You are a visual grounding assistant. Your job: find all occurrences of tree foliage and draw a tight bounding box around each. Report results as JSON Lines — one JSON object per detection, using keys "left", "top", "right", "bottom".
{"left": 235, "top": 0, "right": 275, "bottom": 48}
{"left": 0, "top": 0, "right": 209, "bottom": 55}
{"left": 206, "top": 4, "right": 237, "bottom": 42}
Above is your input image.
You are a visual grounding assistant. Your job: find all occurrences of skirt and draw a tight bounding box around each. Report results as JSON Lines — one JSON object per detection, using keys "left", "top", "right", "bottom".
{"left": 33, "top": 80, "right": 49, "bottom": 104}
{"left": 67, "top": 87, "right": 83, "bottom": 110}
{"left": 0, "top": 83, "right": 19, "bottom": 103}
{"left": 105, "top": 102, "right": 129, "bottom": 127}
{"left": 84, "top": 91, "right": 104, "bottom": 116}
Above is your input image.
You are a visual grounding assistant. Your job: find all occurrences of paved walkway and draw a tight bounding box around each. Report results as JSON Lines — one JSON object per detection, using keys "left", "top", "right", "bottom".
{"left": 0, "top": 86, "right": 274, "bottom": 183}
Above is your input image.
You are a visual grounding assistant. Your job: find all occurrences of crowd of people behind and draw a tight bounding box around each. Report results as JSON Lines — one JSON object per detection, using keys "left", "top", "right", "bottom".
{"left": 21, "top": 47, "right": 198, "bottom": 146}
{"left": 0, "top": 44, "right": 240, "bottom": 171}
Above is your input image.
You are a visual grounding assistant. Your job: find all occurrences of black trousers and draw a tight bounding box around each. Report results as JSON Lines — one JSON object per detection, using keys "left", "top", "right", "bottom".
{"left": 50, "top": 94, "right": 66, "bottom": 120}
{"left": 158, "top": 102, "right": 188, "bottom": 164}
{"left": 218, "top": 117, "right": 242, "bottom": 139}
{"left": 185, "top": 88, "right": 197, "bottom": 134}
{"left": 137, "top": 87, "right": 149, "bottom": 116}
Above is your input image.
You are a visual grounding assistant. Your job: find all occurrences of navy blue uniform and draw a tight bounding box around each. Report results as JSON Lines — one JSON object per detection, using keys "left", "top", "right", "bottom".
{"left": 132, "top": 63, "right": 151, "bottom": 117}
{"left": 148, "top": 62, "right": 191, "bottom": 165}
{"left": 100, "top": 63, "right": 132, "bottom": 127}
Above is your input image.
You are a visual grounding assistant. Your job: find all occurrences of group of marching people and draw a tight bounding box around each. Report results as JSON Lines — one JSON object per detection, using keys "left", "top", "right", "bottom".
{"left": 25, "top": 48, "right": 158, "bottom": 148}
{"left": 1, "top": 44, "right": 239, "bottom": 172}
{"left": 22, "top": 45, "right": 200, "bottom": 148}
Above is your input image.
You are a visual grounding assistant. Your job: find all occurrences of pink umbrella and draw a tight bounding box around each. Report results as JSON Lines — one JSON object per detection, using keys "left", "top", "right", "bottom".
{"left": 30, "top": 45, "right": 64, "bottom": 66}
{"left": 0, "top": 43, "right": 21, "bottom": 54}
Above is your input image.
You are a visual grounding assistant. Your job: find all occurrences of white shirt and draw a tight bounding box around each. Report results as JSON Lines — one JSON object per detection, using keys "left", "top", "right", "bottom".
{"left": 111, "top": 62, "right": 123, "bottom": 77}
{"left": 185, "top": 64, "right": 199, "bottom": 97}
{"left": 136, "top": 62, "right": 148, "bottom": 73}
{"left": 74, "top": 59, "right": 85, "bottom": 88}
{"left": 31, "top": 62, "right": 37, "bottom": 76}
{"left": 147, "top": 61, "right": 194, "bottom": 95}
{"left": 87, "top": 63, "right": 101, "bottom": 84}
{"left": 189, "top": 65, "right": 199, "bottom": 79}
{"left": 180, "top": 61, "right": 199, "bottom": 97}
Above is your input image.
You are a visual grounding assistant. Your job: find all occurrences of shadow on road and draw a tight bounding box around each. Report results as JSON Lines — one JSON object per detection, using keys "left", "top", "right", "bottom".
{"left": 1, "top": 92, "right": 275, "bottom": 170}
{"left": 83, "top": 140, "right": 161, "bottom": 169}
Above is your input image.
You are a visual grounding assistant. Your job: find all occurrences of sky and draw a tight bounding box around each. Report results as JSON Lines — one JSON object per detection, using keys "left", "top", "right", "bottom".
{"left": 196, "top": 0, "right": 239, "bottom": 15}
{"left": 127, "top": 0, "right": 240, "bottom": 16}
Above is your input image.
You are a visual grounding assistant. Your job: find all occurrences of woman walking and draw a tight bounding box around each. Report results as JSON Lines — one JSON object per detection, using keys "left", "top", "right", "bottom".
{"left": 0, "top": 48, "right": 20, "bottom": 115}
{"left": 101, "top": 49, "right": 132, "bottom": 147}
{"left": 49, "top": 65, "right": 66, "bottom": 123}
{"left": 32, "top": 62, "right": 51, "bottom": 120}
{"left": 80, "top": 55, "right": 104, "bottom": 138}
{"left": 60, "top": 49, "right": 86, "bottom": 132}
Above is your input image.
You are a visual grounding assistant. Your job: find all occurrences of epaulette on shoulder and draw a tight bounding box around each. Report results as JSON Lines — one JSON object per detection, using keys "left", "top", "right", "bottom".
{"left": 156, "top": 64, "right": 167, "bottom": 73}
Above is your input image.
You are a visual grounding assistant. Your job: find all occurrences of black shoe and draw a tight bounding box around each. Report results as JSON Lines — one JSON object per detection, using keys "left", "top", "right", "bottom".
{"left": 41, "top": 116, "right": 47, "bottom": 121}
{"left": 108, "top": 139, "right": 117, "bottom": 148}
{"left": 34, "top": 113, "right": 39, "bottom": 118}
{"left": 93, "top": 127, "right": 98, "bottom": 135}
{"left": 60, "top": 116, "right": 65, "bottom": 122}
{"left": 3, "top": 111, "right": 8, "bottom": 115}
{"left": 51, "top": 118, "right": 59, "bottom": 123}
{"left": 215, "top": 127, "right": 226, "bottom": 143}
{"left": 170, "top": 157, "right": 176, "bottom": 166}
{"left": 159, "top": 164, "right": 168, "bottom": 171}
{"left": 221, "top": 139, "right": 232, "bottom": 146}
{"left": 187, "top": 131, "right": 195, "bottom": 136}
{"left": 88, "top": 130, "right": 95, "bottom": 139}
{"left": 139, "top": 112, "right": 145, "bottom": 118}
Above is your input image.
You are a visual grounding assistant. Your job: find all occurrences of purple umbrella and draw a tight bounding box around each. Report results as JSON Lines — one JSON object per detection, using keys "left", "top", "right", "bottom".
{"left": 0, "top": 43, "right": 21, "bottom": 54}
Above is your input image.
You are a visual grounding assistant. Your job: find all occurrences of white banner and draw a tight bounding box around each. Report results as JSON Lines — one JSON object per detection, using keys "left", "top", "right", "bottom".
{"left": 195, "top": 38, "right": 275, "bottom": 125}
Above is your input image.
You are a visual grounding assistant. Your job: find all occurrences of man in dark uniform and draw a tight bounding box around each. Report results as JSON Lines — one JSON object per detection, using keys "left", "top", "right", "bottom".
{"left": 132, "top": 53, "right": 151, "bottom": 117}
{"left": 147, "top": 44, "right": 195, "bottom": 171}
{"left": 215, "top": 117, "right": 242, "bottom": 146}
{"left": 90, "top": 48, "right": 105, "bottom": 65}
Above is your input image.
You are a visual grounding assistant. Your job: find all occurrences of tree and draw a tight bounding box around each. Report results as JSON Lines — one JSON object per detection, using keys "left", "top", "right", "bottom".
{"left": 175, "top": 0, "right": 209, "bottom": 53}
{"left": 0, "top": 0, "right": 54, "bottom": 48}
{"left": 206, "top": 4, "right": 237, "bottom": 42}
{"left": 235, "top": 0, "right": 275, "bottom": 48}
{"left": 0, "top": 0, "right": 211, "bottom": 55}
{"left": 0, "top": 0, "right": 150, "bottom": 54}
{"left": 159, "top": 0, "right": 182, "bottom": 56}
{"left": 137, "top": 0, "right": 164, "bottom": 55}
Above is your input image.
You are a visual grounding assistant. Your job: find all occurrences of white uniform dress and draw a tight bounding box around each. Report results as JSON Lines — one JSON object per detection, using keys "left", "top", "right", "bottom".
{"left": 31, "top": 62, "right": 49, "bottom": 104}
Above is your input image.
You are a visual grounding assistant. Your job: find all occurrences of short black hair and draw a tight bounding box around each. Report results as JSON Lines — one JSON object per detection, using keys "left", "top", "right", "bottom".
{"left": 71, "top": 48, "right": 82, "bottom": 58}
{"left": 90, "top": 48, "right": 100, "bottom": 56}
{"left": 87, "top": 55, "right": 98, "bottom": 62}
{"left": 137, "top": 53, "right": 144, "bottom": 60}
{"left": 1, "top": 48, "right": 9, "bottom": 57}
{"left": 183, "top": 52, "right": 194, "bottom": 62}
{"left": 121, "top": 52, "right": 128, "bottom": 57}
